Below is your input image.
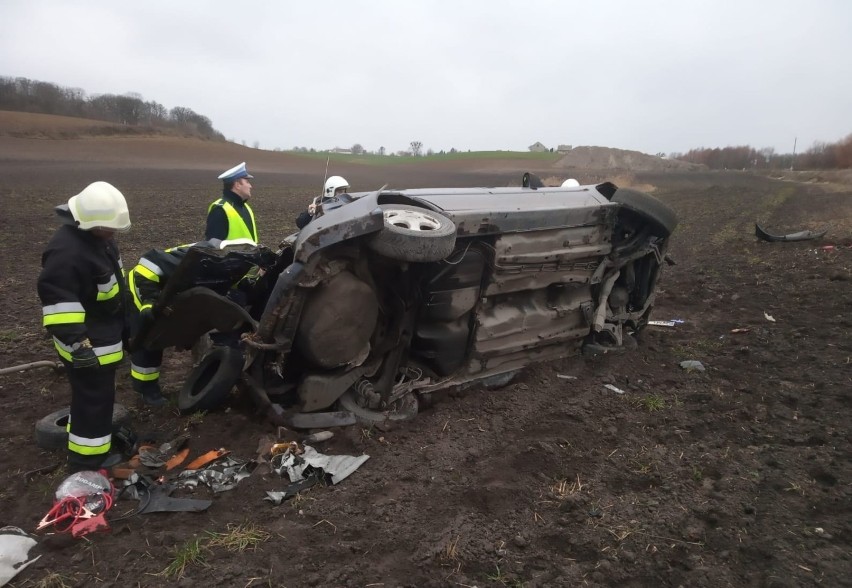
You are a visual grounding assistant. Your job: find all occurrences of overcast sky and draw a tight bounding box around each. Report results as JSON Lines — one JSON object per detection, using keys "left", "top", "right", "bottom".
{"left": 2, "top": 1, "right": 850, "bottom": 155}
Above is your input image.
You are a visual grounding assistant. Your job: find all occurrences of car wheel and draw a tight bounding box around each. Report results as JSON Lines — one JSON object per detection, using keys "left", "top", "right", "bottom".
{"left": 368, "top": 205, "right": 457, "bottom": 262}
{"left": 338, "top": 388, "right": 419, "bottom": 424}
{"left": 178, "top": 347, "right": 243, "bottom": 414}
{"left": 611, "top": 188, "right": 678, "bottom": 237}
{"left": 35, "top": 404, "right": 131, "bottom": 451}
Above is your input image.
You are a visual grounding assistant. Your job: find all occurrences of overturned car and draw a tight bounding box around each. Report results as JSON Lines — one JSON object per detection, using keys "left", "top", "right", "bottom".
{"left": 139, "top": 176, "right": 677, "bottom": 428}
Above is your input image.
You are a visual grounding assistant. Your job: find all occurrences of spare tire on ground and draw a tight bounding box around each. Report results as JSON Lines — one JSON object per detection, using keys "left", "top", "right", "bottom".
{"left": 367, "top": 205, "right": 457, "bottom": 262}
{"left": 178, "top": 346, "right": 244, "bottom": 414}
{"left": 35, "top": 404, "right": 131, "bottom": 451}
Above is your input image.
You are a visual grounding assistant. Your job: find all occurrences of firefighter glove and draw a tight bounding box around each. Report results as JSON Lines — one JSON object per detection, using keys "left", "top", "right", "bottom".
{"left": 139, "top": 307, "right": 155, "bottom": 326}
{"left": 70, "top": 339, "right": 99, "bottom": 369}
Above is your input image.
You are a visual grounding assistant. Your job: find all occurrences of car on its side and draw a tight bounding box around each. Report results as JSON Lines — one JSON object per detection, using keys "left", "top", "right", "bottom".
{"left": 139, "top": 174, "right": 677, "bottom": 428}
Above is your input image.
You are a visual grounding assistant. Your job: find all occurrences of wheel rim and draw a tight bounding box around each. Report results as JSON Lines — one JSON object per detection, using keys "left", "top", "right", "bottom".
{"left": 384, "top": 209, "right": 443, "bottom": 231}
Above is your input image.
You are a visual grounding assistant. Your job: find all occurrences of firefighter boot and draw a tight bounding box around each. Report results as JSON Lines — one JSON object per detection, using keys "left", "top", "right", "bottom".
{"left": 132, "top": 380, "right": 167, "bottom": 407}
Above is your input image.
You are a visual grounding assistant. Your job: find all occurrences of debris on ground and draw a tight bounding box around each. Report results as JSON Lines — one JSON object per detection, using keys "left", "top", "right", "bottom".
{"left": 730, "top": 328, "right": 751, "bottom": 334}
{"left": 176, "top": 457, "right": 255, "bottom": 493}
{"left": 305, "top": 431, "right": 334, "bottom": 443}
{"left": 680, "top": 360, "right": 706, "bottom": 372}
{"left": 556, "top": 374, "right": 578, "bottom": 380}
{"left": 755, "top": 223, "right": 828, "bottom": 242}
{"left": 264, "top": 445, "right": 369, "bottom": 505}
{"left": 0, "top": 526, "right": 40, "bottom": 586}
{"left": 764, "top": 312, "right": 776, "bottom": 322}
{"left": 603, "top": 384, "right": 626, "bottom": 395}
{"left": 36, "top": 471, "right": 115, "bottom": 538}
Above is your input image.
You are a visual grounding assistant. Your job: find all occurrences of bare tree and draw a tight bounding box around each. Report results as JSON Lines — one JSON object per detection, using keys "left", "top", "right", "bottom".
{"left": 352, "top": 143, "right": 365, "bottom": 155}
{"left": 378, "top": 146, "right": 386, "bottom": 156}
{"left": 410, "top": 141, "right": 423, "bottom": 156}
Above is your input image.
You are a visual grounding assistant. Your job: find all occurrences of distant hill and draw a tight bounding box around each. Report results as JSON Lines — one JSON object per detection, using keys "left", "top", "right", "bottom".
{"left": 0, "top": 75, "right": 224, "bottom": 140}
{"left": 0, "top": 110, "right": 218, "bottom": 140}
{"left": 554, "top": 146, "right": 702, "bottom": 172}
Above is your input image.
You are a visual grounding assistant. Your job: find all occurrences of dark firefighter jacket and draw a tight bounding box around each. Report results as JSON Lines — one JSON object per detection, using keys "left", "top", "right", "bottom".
{"left": 205, "top": 190, "right": 258, "bottom": 242}
{"left": 127, "top": 245, "right": 192, "bottom": 311}
{"left": 38, "top": 224, "right": 127, "bottom": 366}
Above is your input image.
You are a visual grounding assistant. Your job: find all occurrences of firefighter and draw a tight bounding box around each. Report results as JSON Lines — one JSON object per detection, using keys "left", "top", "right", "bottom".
{"left": 38, "top": 181, "right": 131, "bottom": 473}
{"left": 205, "top": 162, "right": 258, "bottom": 242}
{"left": 127, "top": 238, "right": 273, "bottom": 403}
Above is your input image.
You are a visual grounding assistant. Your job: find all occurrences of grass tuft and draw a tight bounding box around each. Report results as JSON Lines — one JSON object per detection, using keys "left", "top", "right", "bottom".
{"left": 159, "top": 537, "right": 208, "bottom": 579}
{"left": 33, "top": 573, "right": 73, "bottom": 588}
{"left": 207, "top": 523, "right": 271, "bottom": 552}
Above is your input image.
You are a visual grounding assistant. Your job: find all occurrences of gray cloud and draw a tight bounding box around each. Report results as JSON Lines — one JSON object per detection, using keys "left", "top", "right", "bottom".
{"left": 1, "top": 0, "right": 850, "bottom": 155}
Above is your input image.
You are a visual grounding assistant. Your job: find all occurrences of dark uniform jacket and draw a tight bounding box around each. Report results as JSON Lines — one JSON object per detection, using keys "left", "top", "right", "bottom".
{"left": 127, "top": 246, "right": 192, "bottom": 311}
{"left": 38, "top": 224, "right": 127, "bottom": 366}
{"left": 205, "top": 190, "right": 258, "bottom": 242}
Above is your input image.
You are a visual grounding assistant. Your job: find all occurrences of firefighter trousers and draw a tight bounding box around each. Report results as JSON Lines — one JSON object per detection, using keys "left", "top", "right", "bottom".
{"left": 66, "top": 363, "right": 117, "bottom": 471}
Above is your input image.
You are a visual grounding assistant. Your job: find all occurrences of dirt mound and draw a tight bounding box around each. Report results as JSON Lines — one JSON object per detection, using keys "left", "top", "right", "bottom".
{"left": 554, "top": 145, "right": 702, "bottom": 172}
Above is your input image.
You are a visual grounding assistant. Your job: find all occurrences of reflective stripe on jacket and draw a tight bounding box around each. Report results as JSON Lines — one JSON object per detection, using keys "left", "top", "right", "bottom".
{"left": 38, "top": 224, "right": 127, "bottom": 366}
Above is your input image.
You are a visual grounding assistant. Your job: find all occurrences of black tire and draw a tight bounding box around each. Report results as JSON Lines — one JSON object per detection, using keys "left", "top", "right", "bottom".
{"left": 338, "top": 389, "right": 419, "bottom": 425}
{"left": 35, "top": 404, "right": 130, "bottom": 451}
{"left": 611, "top": 188, "right": 678, "bottom": 237}
{"left": 368, "top": 205, "right": 457, "bottom": 262}
{"left": 178, "top": 347, "right": 243, "bottom": 414}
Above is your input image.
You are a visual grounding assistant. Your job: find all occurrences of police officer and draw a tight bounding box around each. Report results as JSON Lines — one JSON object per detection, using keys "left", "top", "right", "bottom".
{"left": 206, "top": 162, "right": 258, "bottom": 242}
{"left": 38, "top": 181, "right": 131, "bottom": 473}
{"left": 127, "top": 238, "right": 273, "bottom": 402}
{"left": 296, "top": 175, "right": 350, "bottom": 229}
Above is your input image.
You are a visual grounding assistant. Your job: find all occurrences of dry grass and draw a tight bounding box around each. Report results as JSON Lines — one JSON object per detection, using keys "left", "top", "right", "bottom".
{"left": 207, "top": 523, "right": 271, "bottom": 552}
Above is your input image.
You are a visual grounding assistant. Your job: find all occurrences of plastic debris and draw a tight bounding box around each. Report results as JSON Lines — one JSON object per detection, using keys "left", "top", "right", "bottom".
{"left": 680, "top": 360, "right": 706, "bottom": 372}
{"left": 763, "top": 312, "right": 776, "bottom": 322}
{"left": 730, "top": 328, "right": 751, "bottom": 334}
{"left": 0, "top": 527, "right": 41, "bottom": 586}
{"left": 648, "top": 320, "right": 676, "bottom": 327}
{"left": 184, "top": 448, "right": 230, "bottom": 471}
{"left": 305, "top": 431, "right": 334, "bottom": 443}
{"left": 556, "top": 374, "right": 578, "bottom": 380}
{"left": 603, "top": 384, "right": 626, "bottom": 395}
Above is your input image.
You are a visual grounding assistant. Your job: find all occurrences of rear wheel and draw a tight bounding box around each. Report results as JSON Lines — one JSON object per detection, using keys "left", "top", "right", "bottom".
{"left": 611, "top": 188, "right": 678, "bottom": 237}
{"left": 178, "top": 347, "right": 243, "bottom": 414}
{"left": 368, "top": 205, "right": 457, "bottom": 262}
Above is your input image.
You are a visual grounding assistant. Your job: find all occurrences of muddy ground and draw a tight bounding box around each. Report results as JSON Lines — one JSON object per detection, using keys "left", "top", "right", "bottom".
{"left": 0, "top": 148, "right": 850, "bottom": 588}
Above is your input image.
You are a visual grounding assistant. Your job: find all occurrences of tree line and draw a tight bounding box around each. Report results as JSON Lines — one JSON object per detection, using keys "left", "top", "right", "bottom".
{"left": 0, "top": 76, "right": 224, "bottom": 139}
{"left": 672, "top": 134, "right": 852, "bottom": 170}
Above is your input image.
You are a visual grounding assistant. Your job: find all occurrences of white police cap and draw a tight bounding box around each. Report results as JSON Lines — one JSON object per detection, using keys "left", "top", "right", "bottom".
{"left": 218, "top": 162, "right": 254, "bottom": 181}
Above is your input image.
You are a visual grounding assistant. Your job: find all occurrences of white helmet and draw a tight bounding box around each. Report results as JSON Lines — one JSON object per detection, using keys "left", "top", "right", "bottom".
{"left": 68, "top": 181, "right": 131, "bottom": 231}
{"left": 561, "top": 178, "right": 580, "bottom": 187}
{"left": 323, "top": 175, "right": 350, "bottom": 199}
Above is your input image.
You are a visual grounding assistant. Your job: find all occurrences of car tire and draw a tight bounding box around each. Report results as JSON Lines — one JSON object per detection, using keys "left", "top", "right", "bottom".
{"left": 611, "top": 188, "right": 678, "bottom": 237}
{"left": 338, "top": 388, "right": 419, "bottom": 424}
{"left": 178, "top": 346, "right": 243, "bottom": 414}
{"left": 368, "top": 205, "right": 457, "bottom": 262}
{"left": 35, "top": 404, "right": 131, "bottom": 451}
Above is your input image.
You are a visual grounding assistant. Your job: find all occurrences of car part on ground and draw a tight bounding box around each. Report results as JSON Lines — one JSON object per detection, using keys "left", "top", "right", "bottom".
{"left": 755, "top": 223, "right": 828, "bottom": 242}
{"left": 178, "top": 347, "right": 244, "bottom": 414}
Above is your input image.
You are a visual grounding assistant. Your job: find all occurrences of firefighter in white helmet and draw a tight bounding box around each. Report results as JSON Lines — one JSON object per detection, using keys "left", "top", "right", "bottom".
{"left": 296, "top": 175, "right": 350, "bottom": 229}
{"left": 37, "top": 181, "right": 132, "bottom": 473}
